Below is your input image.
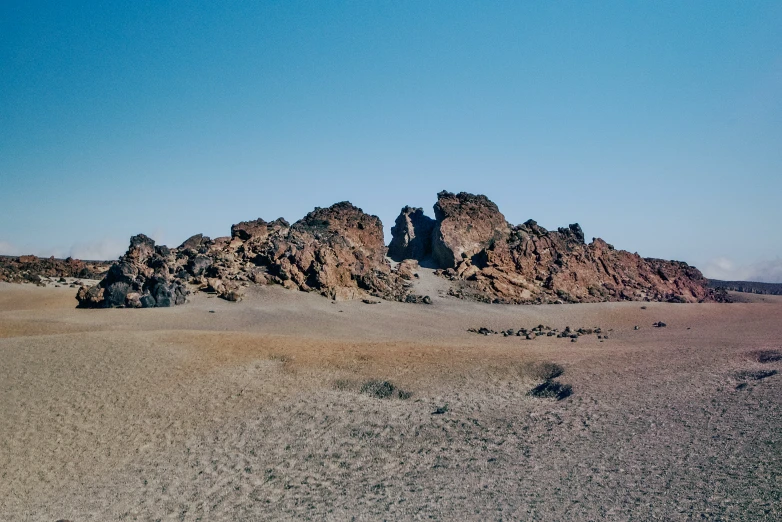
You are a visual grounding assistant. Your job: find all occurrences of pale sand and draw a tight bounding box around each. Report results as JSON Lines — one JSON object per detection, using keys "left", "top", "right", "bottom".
{"left": 1, "top": 280, "right": 780, "bottom": 521}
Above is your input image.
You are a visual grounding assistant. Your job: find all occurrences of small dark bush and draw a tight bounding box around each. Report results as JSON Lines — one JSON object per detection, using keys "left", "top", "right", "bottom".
{"left": 333, "top": 379, "right": 355, "bottom": 391}
{"left": 527, "top": 380, "right": 572, "bottom": 400}
{"left": 359, "top": 379, "right": 411, "bottom": 400}
{"left": 734, "top": 369, "right": 777, "bottom": 381}
{"left": 750, "top": 350, "right": 782, "bottom": 364}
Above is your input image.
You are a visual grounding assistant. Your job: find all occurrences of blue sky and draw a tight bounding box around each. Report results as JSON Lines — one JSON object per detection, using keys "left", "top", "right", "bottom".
{"left": 1, "top": 1, "right": 781, "bottom": 281}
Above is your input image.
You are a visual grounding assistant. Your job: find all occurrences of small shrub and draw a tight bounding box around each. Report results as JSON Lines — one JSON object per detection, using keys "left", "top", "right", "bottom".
{"left": 333, "top": 379, "right": 356, "bottom": 391}
{"left": 527, "top": 380, "right": 572, "bottom": 400}
{"left": 359, "top": 379, "right": 411, "bottom": 400}
{"left": 734, "top": 369, "right": 777, "bottom": 381}
{"left": 750, "top": 350, "right": 782, "bottom": 364}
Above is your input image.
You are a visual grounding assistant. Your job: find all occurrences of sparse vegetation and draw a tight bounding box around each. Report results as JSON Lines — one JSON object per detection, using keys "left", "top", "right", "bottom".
{"left": 333, "top": 378, "right": 412, "bottom": 399}
{"left": 749, "top": 349, "right": 782, "bottom": 364}
{"left": 733, "top": 369, "right": 778, "bottom": 381}
{"left": 359, "top": 379, "right": 412, "bottom": 399}
{"left": 527, "top": 380, "right": 573, "bottom": 400}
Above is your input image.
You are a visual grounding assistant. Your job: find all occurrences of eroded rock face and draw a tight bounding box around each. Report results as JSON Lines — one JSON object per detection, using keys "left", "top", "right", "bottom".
{"left": 77, "top": 202, "right": 413, "bottom": 308}
{"left": 388, "top": 206, "right": 435, "bottom": 262}
{"left": 432, "top": 191, "right": 510, "bottom": 269}
{"left": 390, "top": 191, "right": 716, "bottom": 304}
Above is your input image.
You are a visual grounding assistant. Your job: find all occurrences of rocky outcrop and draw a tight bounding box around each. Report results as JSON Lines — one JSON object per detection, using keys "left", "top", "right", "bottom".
{"left": 388, "top": 207, "right": 435, "bottom": 262}
{"left": 77, "top": 202, "right": 413, "bottom": 308}
{"left": 432, "top": 191, "right": 510, "bottom": 269}
{"left": 76, "top": 191, "right": 720, "bottom": 308}
{"left": 0, "top": 255, "right": 109, "bottom": 285}
{"left": 390, "top": 191, "right": 717, "bottom": 304}
{"left": 76, "top": 234, "right": 189, "bottom": 308}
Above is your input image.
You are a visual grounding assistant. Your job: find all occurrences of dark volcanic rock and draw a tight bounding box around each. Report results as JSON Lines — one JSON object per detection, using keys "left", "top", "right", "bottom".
{"left": 708, "top": 279, "right": 782, "bottom": 296}
{"left": 388, "top": 206, "right": 435, "bottom": 262}
{"left": 0, "top": 255, "right": 109, "bottom": 285}
{"left": 76, "top": 234, "right": 189, "bottom": 308}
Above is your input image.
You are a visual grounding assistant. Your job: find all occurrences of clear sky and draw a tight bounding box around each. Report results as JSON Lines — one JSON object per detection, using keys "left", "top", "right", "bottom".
{"left": 1, "top": 1, "right": 781, "bottom": 281}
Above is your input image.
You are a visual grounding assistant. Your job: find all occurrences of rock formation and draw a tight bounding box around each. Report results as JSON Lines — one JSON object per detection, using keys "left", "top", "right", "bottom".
{"left": 388, "top": 206, "right": 435, "bottom": 262}
{"left": 76, "top": 202, "right": 414, "bottom": 308}
{"left": 432, "top": 191, "right": 510, "bottom": 269}
{"left": 76, "top": 234, "right": 189, "bottom": 308}
{"left": 75, "top": 190, "right": 720, "bottom": 308}
{"left": 390, "top": 191, "right": 718, "bottom": 304}
{"left": 0, "top": 255, "right": 109, "bottom": 285}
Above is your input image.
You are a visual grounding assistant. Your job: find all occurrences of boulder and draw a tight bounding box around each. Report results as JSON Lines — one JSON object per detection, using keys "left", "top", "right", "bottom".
{"left": 431, "top": 191, "right": 510, "bottom": 269}
{"left": 231, "top": 218, "right": 271, "bottom": 241}
{"left": 178, "top": 234, "right": 211, "bottom": 253}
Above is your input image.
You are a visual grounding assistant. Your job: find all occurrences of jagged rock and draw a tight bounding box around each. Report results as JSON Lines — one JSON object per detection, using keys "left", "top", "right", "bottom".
{"left": 188, "top": 255, "right": 212, "bottom": 276}
{"left": 392, "top": 191, "right": 715, "bottom": 304}
{"left": 73, "top": 191, "right": 719, "bottom": 309}
{"left": 432, "top": 191, "right": 510, "bottom": 269}
{"left": 76, "top": 234, "right": 189, "bottom": 308}
{"left": 388, "top": 206, "right": 435, "bottom": 261}
{"left": 231, "top": 218, "right": 280, "bottom": 241}
{"left": 178, "top": 234, "right": 211, "bottom": 253}
{"left": 77, "top": 202, "right": 413, "bottom": 309}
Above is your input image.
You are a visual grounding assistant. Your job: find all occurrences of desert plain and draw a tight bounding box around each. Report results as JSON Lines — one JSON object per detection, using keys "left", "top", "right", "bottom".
{"left": 1, "top": 273, "right": 780, "bottom": 521}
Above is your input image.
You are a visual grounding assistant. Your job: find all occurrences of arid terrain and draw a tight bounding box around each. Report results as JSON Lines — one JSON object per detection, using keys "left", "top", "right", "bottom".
{"left": 1, "top": 271, "right": 780, "bottom": 521}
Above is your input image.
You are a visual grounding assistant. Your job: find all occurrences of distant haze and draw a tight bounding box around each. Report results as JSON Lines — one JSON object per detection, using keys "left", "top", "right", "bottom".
{"left": 1, "top": 2, "right": 780, "bottom": 282}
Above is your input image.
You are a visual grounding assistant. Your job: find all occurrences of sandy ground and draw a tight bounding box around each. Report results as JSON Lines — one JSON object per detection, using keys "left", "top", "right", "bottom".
{"left": 0, "top": 278, "right": 780, "bottom": 521}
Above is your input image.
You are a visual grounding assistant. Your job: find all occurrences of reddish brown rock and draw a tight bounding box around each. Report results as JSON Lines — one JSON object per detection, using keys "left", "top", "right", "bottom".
{"left": 231, "top": 218, "right": 280, "bottom": 241}
{"left": 77, "top": 202, "right": 413, "bottom": 308}
{"left": 432, "top": 191, "right": 511, "bottom": 269}
{"left": 396, "top": 191, "right": 717, "bottom": 304}
{"left": 74, "top": 191, "right": 719, "bottom": 308}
